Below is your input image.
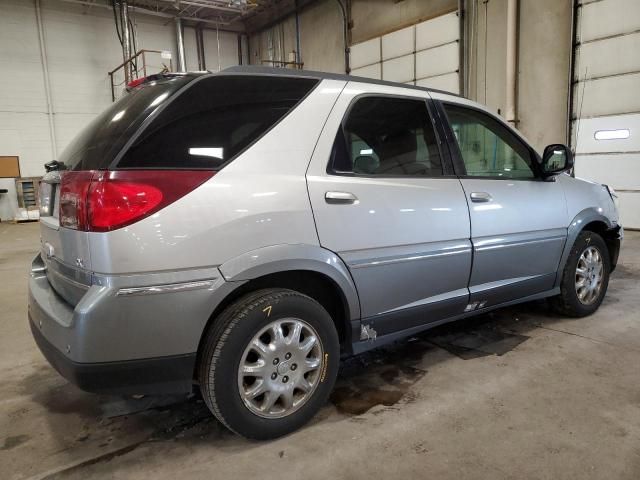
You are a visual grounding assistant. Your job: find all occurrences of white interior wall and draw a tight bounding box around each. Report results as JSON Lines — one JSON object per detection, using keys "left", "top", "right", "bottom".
{"left": 0, "top": 0, "right": 49, "bottom": 220}
{"left": 184, "top": 26, "right": 200, "bottom": 71}
{"left": 0, "top": 0, "right": 201, "bottom": 221}
{"left": 202, "top": 29, "right": 239, "bottom": 72}
{"left": 175, "top": 27, "right": 239, "bottom": 72}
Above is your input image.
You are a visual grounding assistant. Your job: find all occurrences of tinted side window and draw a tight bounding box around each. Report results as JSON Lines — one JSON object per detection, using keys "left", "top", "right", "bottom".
{"left": 59, "top": 76, "right": 193, "bottom": 171}
{"left": 443, "top": 104, "right": 535, "bottom": 179}
{"left": 118, "top": 75, "right": 318, "bottom": 169}
{"left": 331, "top": 96, "right": 443, "bottom": 177}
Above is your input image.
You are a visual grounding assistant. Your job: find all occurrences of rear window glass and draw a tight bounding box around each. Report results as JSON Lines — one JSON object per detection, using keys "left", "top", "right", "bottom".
{"left": 117, "top": 75, "right": 319, "bottom": 170}
{"left": 60, "top": 76, "right": 193, "bottom": 171}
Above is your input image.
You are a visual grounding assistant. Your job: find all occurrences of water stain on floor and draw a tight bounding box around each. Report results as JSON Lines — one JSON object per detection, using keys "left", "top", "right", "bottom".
{"left": 330, "top": 313, "right": 532, "bottom": 414}
{"left": 426, "top": 324, "right": 530, "bottom": 360}
{"left": 330, "top": 340, "right": 433, "bottom": 415}
{"left": 1, "top": 434, "right": 30, "bottom": 451}
{"left": 331, "top": 363, "right": 426, "bottom": 416}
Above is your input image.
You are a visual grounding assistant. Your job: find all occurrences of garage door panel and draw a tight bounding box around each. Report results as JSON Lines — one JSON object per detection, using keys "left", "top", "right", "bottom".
{"left": 579, "top": 0, "right": 640, "bottom": 43}
{"left": 416, "top": 12, "right": 458, "bottom": 51}
{"left": 382, "top": 54, "right": 414, "bottom": 84}
{"left": 416, "top": 72, "right": 459, "bottom": 94}
{"left": 573, "top": 73, "right": 640, "bottom": 118}
{"left": 574, "top": 154, "right": 640, "bottom": 191}
{"left": 349, "top": 11, "right": 459, "bottom": 93}
{"left": 617, "top": 192, "right": 640, "bottom": 227}
{"left": 575, "top": 32, "right": 640, "bottom": 80}
{"left": 350, "top": 38, "right": 380, "bottom": 70}
{"left": 351, "top": 63, "right": 382, "bottom": 80}
{"left": 382, "top": 25, "right": 414, "bottom": 61}
{"left": 574, "top": 0, "right": 640, "bottom": 228}
{"left": 572, "top": 114, "right": 640, "bottom": 154}
{"left": 416, "top": 42, "right": 458, "bottom": 80}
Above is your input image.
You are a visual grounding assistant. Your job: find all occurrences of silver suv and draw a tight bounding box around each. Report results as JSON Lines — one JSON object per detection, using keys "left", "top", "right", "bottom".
{"left": 29, "top": 66, "right": 623, "bottom": 439}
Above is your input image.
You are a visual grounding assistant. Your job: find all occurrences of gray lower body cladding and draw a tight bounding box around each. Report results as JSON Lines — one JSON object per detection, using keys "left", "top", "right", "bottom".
{"left": 28, "top": 254, "right": 239, "bottom": 394}
{"left": 29, "top": 318, "right": 196, "bottom": 394}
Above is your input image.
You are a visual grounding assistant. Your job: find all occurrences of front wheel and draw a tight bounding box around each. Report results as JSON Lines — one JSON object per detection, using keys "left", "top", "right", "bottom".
{"left": 198, "top": 288, "right": 339, "bottom": 440}
{"left": 550, "top": 231, "right": 610, "bottom": 317}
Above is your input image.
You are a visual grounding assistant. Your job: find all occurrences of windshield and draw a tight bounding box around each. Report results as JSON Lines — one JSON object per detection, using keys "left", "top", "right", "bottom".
{"left": 58, "top": 76, "right": 194, "bottom": 171}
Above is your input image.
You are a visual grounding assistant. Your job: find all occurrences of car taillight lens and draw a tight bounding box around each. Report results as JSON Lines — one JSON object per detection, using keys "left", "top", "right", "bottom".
{"left": 59, "top": 170, "right": 214, "bottom": 232}
{"left": 60, "top": 171, "right": 94, "bottom": 230}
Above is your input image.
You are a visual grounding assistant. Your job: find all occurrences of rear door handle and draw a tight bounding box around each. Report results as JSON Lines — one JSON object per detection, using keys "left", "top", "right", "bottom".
{"left": 325, "top": 191, "right": 358, "bottom": 204}
{"left": 470, "top": 192, "right": 492, "bottom": 203}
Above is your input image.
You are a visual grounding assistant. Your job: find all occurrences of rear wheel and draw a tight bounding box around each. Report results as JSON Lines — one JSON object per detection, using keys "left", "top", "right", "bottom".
{"left": 198, "top": 288, "right": 339, "bottom": 439}
{"left": 550, "top": 231, "right": 610, "bottom": 317}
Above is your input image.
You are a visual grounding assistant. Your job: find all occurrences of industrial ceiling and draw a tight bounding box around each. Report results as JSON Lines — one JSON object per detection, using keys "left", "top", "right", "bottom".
{"left": 57, "top": 0, "right": 313, "bottom": 31}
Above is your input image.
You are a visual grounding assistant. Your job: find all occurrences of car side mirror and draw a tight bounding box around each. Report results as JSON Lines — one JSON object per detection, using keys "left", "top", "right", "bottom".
{"left": 541, "top": 144, "right": 573, "bottom": 177}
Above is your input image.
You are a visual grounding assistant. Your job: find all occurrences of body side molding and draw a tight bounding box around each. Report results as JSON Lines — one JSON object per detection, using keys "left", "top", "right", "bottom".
{"left": 352, "top": 287, "right": 561, "bottom": 355}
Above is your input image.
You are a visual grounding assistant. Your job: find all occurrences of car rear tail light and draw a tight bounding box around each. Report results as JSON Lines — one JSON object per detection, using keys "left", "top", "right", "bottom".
{"left": 60, "top": 171, "right": 94, "bottom": 230}
{"left": 59, "top": 170, "right": 214, "bottom": 232}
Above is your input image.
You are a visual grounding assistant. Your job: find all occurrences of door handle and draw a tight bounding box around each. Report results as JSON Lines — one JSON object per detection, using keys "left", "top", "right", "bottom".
{"left": 325, "top": 191, "right": 358, "bottom": 204}
{"left": 470, "top": 192, "right": 492, "bottom": 203}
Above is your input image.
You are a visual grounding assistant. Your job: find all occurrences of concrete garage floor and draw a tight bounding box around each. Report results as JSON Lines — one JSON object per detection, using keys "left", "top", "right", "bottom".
{"left": 2, "top": 222, "right": 639, "bottom": 480}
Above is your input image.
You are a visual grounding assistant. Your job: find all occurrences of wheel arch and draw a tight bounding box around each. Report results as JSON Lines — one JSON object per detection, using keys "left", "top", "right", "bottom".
{"left": 580, "top": 220, "right": 622, "bottom": 273}
{"left": 555, "top": 208, "right": 620, "bottom": 287}
{"left": 195, "top": 245, "right": 361, "bottom": 376}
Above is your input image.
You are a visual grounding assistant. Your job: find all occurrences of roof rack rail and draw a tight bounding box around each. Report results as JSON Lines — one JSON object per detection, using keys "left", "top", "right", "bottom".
{"left": 219, "top": 65, "right": 462, "bottom": 98}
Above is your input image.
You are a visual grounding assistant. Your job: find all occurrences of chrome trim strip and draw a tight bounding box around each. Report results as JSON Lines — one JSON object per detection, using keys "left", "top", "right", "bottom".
{"left": 116, "top": 280, "right": 217, "bottom": 297}
{"left": 349, "top": 246, "right": 471, "bottom": 269}
{"left": 32, "top": 265, "right": 47, "bottom": 273}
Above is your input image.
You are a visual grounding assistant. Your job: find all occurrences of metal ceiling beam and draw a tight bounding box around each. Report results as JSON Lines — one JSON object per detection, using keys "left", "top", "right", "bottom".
{"left": 55, "top": 0, "right": 241, "bottom": 28}
{"left": 149, "top": 0, "right": 252, "bottom": 15}
{"left": 243, "top": 0, "right": 318, "bottom": 34}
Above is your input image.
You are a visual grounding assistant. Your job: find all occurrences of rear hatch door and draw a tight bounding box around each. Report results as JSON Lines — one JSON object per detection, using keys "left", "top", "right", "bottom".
{"left": 39, "top": 170, "right": 92, "bottom": 305}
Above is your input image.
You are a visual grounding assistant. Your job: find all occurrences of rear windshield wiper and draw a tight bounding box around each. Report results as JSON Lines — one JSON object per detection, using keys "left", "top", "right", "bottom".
{"left": 44, "top": 160, "right": 67, "bottom": 172}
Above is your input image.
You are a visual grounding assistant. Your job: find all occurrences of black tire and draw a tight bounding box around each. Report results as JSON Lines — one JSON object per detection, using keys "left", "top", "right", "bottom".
{"left": 550, "top": 231, "right": 610, "bottom": 317}
{"left": 198, "top": 288, "right": 340, "bottom": 440}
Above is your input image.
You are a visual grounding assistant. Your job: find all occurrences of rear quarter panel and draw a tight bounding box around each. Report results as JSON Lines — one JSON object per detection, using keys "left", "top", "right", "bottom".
{"left": 88, "top": 79, "right": 346, "bottom": 275}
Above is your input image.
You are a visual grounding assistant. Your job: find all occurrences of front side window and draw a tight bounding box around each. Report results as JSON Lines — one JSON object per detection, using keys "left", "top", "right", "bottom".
{"left": 443, "top": 104, "right": 535, "bottom": 179}
{"left": 330, "top": 96, "right": 443, "bottom": 177}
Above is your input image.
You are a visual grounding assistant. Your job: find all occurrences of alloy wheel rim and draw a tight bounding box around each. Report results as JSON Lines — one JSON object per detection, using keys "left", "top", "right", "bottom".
{"left": 575, "top": 245, "right": 604, "bottom": 305}
{"left": 237, "top": 318, "right": 324, "bottom": 419}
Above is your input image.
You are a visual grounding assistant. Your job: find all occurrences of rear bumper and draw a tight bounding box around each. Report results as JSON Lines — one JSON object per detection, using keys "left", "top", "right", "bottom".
{"left": 29, "top": 317, "right": 195, "bottom": 394}
{"left": 28, "top": 253, "right": 240, "bottom": 394}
